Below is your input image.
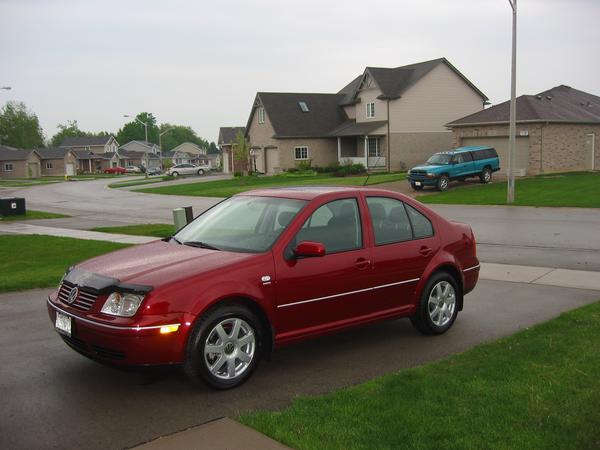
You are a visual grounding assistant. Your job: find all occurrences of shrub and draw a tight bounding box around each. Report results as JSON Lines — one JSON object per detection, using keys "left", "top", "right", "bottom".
{"left": 296, "top": 160, "right": 312, "bottom": 172}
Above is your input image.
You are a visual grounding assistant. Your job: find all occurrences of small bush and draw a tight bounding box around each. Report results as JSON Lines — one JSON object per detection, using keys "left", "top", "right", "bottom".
{"left": 296, "top": 160, "right": 312, "bottom": 172}
{"left": 234, "top": 171, "right": 243, "bottom": 177}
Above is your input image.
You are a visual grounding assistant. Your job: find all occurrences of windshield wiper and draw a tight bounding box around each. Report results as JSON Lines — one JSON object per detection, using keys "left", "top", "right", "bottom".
{"left": 183, "top": 241, "right": 221, "bottom": 251}
{"left": 170, "top": 236, "right": 183, "bottom": 245}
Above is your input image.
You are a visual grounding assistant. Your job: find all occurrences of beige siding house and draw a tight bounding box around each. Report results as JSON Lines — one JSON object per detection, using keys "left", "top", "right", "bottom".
{"left": 246, "top": 58, "right": 487, "bottom": 173}
{"left": 60, "top": 135, "right": 119, "bottom": 154}
{"left": 0, "top": 146, "right": 42, "bottom": 179}
{"left": 447, "top": 85, "right": 600, "bottom": 175}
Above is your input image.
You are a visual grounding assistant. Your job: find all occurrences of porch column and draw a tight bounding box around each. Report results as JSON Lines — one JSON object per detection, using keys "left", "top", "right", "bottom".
{"left": 337, "top": 137, "right": 341, "bottom": 163}
{"left": 364, "top": 136, "right": 368, "bottom": 169}
{"left": 88, "top": 159, "right": 92, "bottom": 173}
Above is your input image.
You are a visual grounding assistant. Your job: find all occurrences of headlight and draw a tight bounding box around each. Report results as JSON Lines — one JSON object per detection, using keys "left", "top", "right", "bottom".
{"left": 426, "top": 172, "right": 436, "bottom": 178}
{"left": 101, "top": 292, "right": 145, "bottom": 317}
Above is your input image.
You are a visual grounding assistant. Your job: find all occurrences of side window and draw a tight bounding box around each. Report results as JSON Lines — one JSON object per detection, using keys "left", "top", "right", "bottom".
{"left": 367, "top": 197, "right": 413, "bottom": 245}
{"left": 461, "top": 152, "right": 473, "bottom": 162}
{"left": 405, "top": 204, "right": 434, "bottom": 238}
{"left": 296, "top": 198, "right": 362, "bottom": 254}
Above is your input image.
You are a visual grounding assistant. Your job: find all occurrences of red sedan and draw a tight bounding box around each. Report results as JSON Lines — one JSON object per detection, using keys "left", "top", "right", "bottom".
{"left": 47, "top": 187, "right": 479, "bottom": 389}
{"left": 103, "top": 166, "right": 127, "bottom": 174}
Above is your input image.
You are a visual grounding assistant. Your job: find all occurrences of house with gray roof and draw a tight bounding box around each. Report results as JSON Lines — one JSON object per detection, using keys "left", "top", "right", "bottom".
{"left": 0, "top": 146, "right": 42, "bottom": 179}
{"left": 60, "top": 135, "right": 119, "bottom": 154}
{"left": 218, "top": 127, "right": 245, "bottom": 173}
{"left": 37, "top": 147, "right": 77, "bottom": 176}
{"left": 447, "top": 85, "right": 600, "bottom": 174}
{"left": 245, "top": 58, "right": 487, "bottom": 173}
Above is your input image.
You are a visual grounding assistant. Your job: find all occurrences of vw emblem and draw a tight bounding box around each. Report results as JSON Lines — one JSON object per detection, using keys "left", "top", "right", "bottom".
{"left": 67, "top": 286, "right": 79, "bottom": 304}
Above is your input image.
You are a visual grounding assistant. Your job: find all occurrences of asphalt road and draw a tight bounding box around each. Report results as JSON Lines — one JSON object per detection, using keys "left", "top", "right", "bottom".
{"left": 7, "top": 177, "right": 600, "bottom": 270}
{"left": 1, "top": 281, "right": 599, "bottom": 449}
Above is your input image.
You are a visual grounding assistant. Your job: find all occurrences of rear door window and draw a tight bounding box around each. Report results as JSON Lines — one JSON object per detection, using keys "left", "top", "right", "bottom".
{"left": 366, "top": 197, "right": 413, "bottom": 245}
{"left": 405, "top": 204, "right": 434, "bottom": 238}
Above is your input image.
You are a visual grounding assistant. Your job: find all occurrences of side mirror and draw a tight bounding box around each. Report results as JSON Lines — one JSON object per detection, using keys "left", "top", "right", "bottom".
{"left": 294, "top": 241, "right": 326, "bottom": 258}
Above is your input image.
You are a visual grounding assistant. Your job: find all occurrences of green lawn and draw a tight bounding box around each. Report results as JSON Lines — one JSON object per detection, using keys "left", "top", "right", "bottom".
{"left": 419, "top": 172, "right": 600, "bottom": 208}
{"left": 0, "top": 174, "right": 127, "bottom": 187}
{"left": 0, "top": 210, "right": 69, "bottom": 221}
{"left": 240, "top": 301, "right": 600, "bottom": 450}
{"left": 0, "top": 235, "right": 130, "bottom": 293}
{"left": 91, "top": 223, "right": 174, "bottom": 238}
{"left": 135, "top": 172, "right": 406, "bottom": 197}
{"left": 108, "top": 177, "right": 170, "bottom": 189}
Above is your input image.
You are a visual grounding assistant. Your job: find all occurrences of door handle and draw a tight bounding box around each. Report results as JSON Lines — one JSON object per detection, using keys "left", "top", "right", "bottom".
{"left": 355, "top": 258, "right": 371, "bottom": 269}
{"left": 419, "top": 246, "right": 432, "bottom": 256}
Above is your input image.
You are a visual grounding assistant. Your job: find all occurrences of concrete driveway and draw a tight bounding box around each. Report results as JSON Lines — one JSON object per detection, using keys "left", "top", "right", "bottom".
{"left": 1, "top": 279, "right": 599, "bottom": 449}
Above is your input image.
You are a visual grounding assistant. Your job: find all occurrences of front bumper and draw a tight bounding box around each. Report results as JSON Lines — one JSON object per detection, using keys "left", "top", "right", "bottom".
{"left": 47, "top": 295, "right": 192, "bottom": 366}
{"left": 407, "top": 176, "right": 438, "bottom": 187}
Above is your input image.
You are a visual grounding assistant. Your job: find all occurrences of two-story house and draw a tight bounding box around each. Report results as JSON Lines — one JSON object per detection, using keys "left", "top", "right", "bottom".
{"left": 246, "top": 58, "right": 488, "bottom": 173}
{"left": 60, "top": 135, "right": 119, "bottom": 154}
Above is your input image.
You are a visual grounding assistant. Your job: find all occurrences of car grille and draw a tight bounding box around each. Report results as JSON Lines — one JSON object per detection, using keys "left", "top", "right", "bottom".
{"left": 409, "top": 170, "right": 428, "bottom": 180}
{"left": 61, "top": 335, "right": 125, "bottom": 361}
{"left": 57, "top": 281, "right": 99, "bottom": 311}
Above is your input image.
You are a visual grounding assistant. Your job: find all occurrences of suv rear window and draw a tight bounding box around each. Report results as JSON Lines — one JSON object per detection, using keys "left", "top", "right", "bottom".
{"left": 471, "top": 148, "right": 498, "bottom": 160}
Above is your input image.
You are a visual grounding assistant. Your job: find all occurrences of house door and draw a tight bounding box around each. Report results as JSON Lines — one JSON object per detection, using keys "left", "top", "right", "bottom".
{"left": 65, "top": 163, "right": 75, "bottom": 176}
{"left": 265, "top": 148, "right": 279, "bottom": 174}
{"left": 28, "top": 163, "right": 40, "bottom": 178}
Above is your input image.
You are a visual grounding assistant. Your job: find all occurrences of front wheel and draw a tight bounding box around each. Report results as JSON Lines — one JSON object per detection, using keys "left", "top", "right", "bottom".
{"left": 197, "top": 169, "right": 205, "bottom": 176}
{"left": 410, "top": 272, "right": 460, "bottom": 335}
{"left": 437, "top": 175, "right": 449, "bottom": 191}
{"left": 183, "top": 304, "right": 262, "bottom": 389}
{"left": 480, "top": 167, "right": 492, "bottom": 183}
{"left": 171, "top": 171, "right": 179, "bottom": 177}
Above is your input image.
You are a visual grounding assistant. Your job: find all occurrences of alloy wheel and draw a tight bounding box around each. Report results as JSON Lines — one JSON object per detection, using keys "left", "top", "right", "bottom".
{"left": 427, "top": 281, "right": 456, "bottom": 327}
{"left": 204, "top": 318, "right": 255, "bottom": 380}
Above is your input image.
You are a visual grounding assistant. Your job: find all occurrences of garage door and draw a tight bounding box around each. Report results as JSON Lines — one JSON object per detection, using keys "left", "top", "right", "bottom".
{"left": 265, "top": 148, "right": 279, "bottom": 174}
{"left": 462, "top": 136, "right": 530, "bottom": 175}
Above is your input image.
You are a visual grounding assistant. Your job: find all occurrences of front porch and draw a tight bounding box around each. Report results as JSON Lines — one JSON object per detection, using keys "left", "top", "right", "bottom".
{"left": 336, "top": 136, "right": 387, "bottom": 170}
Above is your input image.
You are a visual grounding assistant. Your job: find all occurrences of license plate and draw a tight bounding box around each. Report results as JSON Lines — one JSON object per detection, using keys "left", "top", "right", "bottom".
{"left": 55, "top": 312, "right": 72, "bottom": 336}
{"left": 415, "top": 181, "right": 422, "bottom": 186}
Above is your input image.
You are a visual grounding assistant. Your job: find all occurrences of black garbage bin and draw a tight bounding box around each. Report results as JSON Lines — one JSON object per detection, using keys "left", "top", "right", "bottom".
{"left": 0, "top": 197, "right": 26, "bottom": 216}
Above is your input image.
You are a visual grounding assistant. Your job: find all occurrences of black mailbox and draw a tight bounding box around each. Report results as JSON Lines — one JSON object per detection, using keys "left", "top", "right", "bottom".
{"left": 0, "top": 197, "right": 26, "bottom": 216}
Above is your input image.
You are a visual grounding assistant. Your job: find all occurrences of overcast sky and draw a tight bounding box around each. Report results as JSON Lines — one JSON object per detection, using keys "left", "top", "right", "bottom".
{"left": 1, "top": 0, "right": 598, "bottom": 143}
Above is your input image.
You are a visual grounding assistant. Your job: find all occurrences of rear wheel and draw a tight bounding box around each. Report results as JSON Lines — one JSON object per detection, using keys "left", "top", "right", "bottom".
{"left": 480, "top": 167, "right": 492, "bottom": 183}
{"left": 197, "top": 169, "right": 204, "bottom": 176}
{"left": 183, "top": 304, "right": 262, "bottom": 389}
{"left": 172, "top": 171, "right": 179, "bottom": 177}
{"left": 410, "top": 272, "right": 460, "bottom": 335}
{"left": 437, "top": 175, "right": 449, "bottom": 191}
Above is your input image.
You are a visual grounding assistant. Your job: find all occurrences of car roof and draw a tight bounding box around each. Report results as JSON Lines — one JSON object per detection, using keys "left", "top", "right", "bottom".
{"left": 436, "top": 145, "right": 493, "bottom": 156}
{"left": 237, "top": 185, "right": 393, "bottom": 201}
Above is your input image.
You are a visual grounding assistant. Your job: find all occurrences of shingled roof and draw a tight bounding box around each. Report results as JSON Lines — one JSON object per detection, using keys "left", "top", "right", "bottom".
{"left": 218, "top": 127, "right": 246, "bottom": 145}
{"left": 250, "top": 92, "right": 348, "bottom": 138}
{"left": 60, "top": 135, "right": 114, "bottom": 147}
{"left": 0, "top": 146, "right": 39, "bottom": 161}
{"left": 447, "top": 85, "right": 600, "bottom": 127}
{"left": 36, "top": 147, "right": 71, "bottom": 159}
{"left": 339, "top": 58, "right": 488, "bottom": 105}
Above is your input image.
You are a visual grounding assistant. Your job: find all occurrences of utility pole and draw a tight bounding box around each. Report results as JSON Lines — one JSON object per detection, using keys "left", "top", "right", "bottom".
{"left": 507, "top": 0, "right": 517, "bottom": 203}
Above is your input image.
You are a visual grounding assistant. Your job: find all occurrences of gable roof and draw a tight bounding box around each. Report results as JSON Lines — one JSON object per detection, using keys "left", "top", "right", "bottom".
{"left": 340, "top": 58, "right": 488, "bottom": 105}
{"left": 171, "top": 142, "right": 206, "bottom": 153}
{"left": 250, "top": 92, "right": 348, "bottom": 138}
{"left": 37, "top": 147, "right": 71, "bottom": 159}
{"left": 71, "top": 149, "right": 111, "bottom": 160}
{"left": 60, "top": 135, "right": 114, "bottom": 147}
{"left": 119, "top": 140, "right": 159, "bottom": 150}
{"left": 218, "top": 127, "right": 246, "bottom": 145}
{"left": 447, "top": 85, "right": 600, "bottom": 126}
{"left": 0, "top": 146, "right": 39, "bottom": 161}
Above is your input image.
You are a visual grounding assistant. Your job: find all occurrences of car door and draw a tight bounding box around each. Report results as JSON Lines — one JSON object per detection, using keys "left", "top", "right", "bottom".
{"left": 273, "top": 197, "right": 374, "bottom": 341}
{"left": 451, "top": 153, "right": 474, "bottom": 178}
{"left": 365, "top": 196, "right": 439, "bottom": 312}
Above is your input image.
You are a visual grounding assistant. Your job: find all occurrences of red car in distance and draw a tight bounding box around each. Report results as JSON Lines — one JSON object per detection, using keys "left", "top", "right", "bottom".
{"left": 103, "top": 166, "right": 127, "bottom": 174}
{"left": 47, "top": 187, "right": 479, "bottom": 389}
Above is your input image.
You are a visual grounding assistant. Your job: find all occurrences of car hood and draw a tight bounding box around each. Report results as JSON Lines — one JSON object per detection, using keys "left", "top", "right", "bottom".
{"left": 74, "top": 240, "right": 256, "bottom": 287}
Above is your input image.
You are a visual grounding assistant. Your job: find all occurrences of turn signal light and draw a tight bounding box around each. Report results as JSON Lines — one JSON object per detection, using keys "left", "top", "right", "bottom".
{"left": 160, "top": 325, "right": 180, "bottom": 334}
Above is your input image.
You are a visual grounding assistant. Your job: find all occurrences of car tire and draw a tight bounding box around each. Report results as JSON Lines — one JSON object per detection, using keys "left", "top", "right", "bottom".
{"left": 480, "top": 167, "right": 492, "bottom": 183}
{"left": 410, "top": 272, "right": 460, "bottom": 335}
{"left": 183, "top": 304, "right": 262, "bottom": 389}
{"left": 172, "top": 171, "right": 179, "bottom": 177}
{"left": 437, "top": 175, "right": 449, "bottom": 191}
{"left": 411, "top": 183, "right": 424, "bottom": 191}
{"left": 197, "top": 169, "right": 204, "bottom": 176}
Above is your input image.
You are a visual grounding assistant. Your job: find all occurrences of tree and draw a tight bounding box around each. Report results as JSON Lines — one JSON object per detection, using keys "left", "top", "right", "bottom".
{"left": 0, "top": 101, "right": 44, "bottom": 149}
{"left": 159, "top": 123, "right": 208, "bottom": 151}
{"left": 49, "top": 120, "right": 87, "bottom": 147}
{"left": 233, "top": 130, "right": 250, "bottom": 175}
{"left": 117, "top": 112, "right": 159, "bottom": 145}
{"left": 207, "top": 141, "right": 219, "bottom": 154}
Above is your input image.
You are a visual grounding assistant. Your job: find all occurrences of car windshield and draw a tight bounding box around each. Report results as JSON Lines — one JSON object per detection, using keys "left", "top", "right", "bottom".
{"left": 174, "top": 196, "right": 306, "bottom": 253}
{"left": 426, "top": 153, "right": 452, "bottom": 165}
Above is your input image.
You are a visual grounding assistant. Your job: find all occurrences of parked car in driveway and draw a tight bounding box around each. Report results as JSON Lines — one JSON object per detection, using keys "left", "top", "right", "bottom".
{"left": 125, "top": 165, "right": 142, "bottom": 173}
{"left": 146, "top": 167, "right": 162, "bottom": 176}
{"left": 47, "top": 187, "right": 479, "bottom": 389}
{"left": 103, "top": 166, "right": 127, "bottom": 174}
{"left": 408, "top": 146, "right": 500, "bottom": 191}
{"left": 166, "top": 163, "right": 209, "bottom": 177}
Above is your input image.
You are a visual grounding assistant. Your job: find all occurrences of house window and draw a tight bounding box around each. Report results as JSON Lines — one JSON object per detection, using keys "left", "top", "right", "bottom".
{"left": 4, "top": 163, "right": 13, "bottom": 171}
{"left": 46, "top": 162, "right": 53, "bottom": 169}
{"left": 294, "top": 146, "right": 308, "bottom": 160}
{"left": 258, "top": 107, "right": 265, "bottom": 124}
{"left": 366, "top": 102, "right": 375, "bottom": 118}
{"left": 299, "top": 101, "right": 309, "bottom": 112}
{"left": 368, "top": 137, "right": 380, "bottom": 157}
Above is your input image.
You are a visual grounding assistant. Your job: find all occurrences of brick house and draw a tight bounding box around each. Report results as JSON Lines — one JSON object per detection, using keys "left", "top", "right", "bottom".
{"left": 447, "top": 85, "right": 600, "bottom": 175}
{"left": 37, "top": 147, "right": 77, "bottom": 176}
{"left": 0, "top": 146, "right": 42, "bottom": 179}
{"left": 218, "top": 126, "right": 246, "bottom": 173}
{"left": 245, "top": 58, "right": 487, "bottom": 174}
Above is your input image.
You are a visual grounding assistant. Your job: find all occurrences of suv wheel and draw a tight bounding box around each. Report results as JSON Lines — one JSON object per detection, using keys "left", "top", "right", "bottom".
{"left": 410, "top": 272, "right": 460, "bottom": 335}
{"left": 480, "top": 167, "right": 492, "bottom": 183}
{"left": 183, "top": 304, "right": 262, "bottom": 389}
{"left": 197, "top": 169, "right": 204, "bottom": 176}
{"left": 437, "top": 175, "right": 449, "bottom": 191}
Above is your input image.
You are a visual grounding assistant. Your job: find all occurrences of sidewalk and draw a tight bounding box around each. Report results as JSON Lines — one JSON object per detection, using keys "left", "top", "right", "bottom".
{"left": 134, "top": 418, "right": 291, "bottom": 450}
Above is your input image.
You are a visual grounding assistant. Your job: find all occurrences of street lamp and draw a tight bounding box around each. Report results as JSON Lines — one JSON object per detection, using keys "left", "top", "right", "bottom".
{"left": 123, "top": 114, "right": 148, "bottom": 143}
{"left": 507, "top": 0, "right": 517, "bottom": 203}
{"left": 159, "top": 128, "right": 175, "bottom": 170}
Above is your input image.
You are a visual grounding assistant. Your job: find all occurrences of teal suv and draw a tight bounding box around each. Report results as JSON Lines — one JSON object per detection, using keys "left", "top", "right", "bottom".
{"left": 408, "top": 146, "right": 500, "bottom": 191}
